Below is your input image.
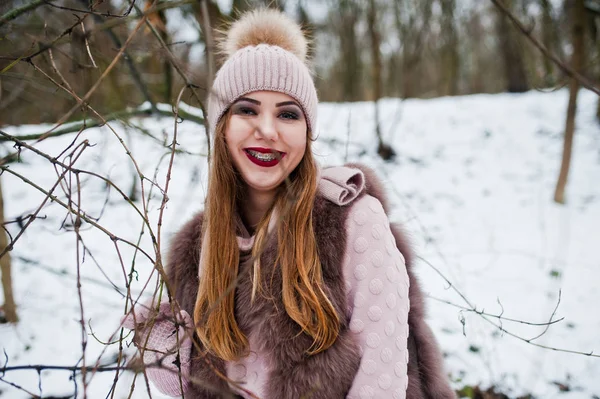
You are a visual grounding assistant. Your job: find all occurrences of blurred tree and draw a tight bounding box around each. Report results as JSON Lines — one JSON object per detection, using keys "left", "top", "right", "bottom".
{"left": 367, "top": 0, "right": 395, "bottom": 160}
{"left": 296, "top": 1, "right": 315, "bottom": 60}
{"left": 231, "top": 0, "right": 285, "bottom": 13}
{"left": 145, "top": 0, "right": 172, "bottom": 103}
{"left": 190, "top": 0, "right": 226, "bottom": 100}
{"left": 0, "top": 0, "right": 591, "bottom": 124}
{"left": 393, "top": 0, "right": 434, "bottom": 98}
{"left": 465, "top": 7, "right": 486, "bottom": 93}
{"left": 0, "top": 177, "right": 17, "bottom": 323}
{"left": 555, "top": 0, "right": 586, "bottom": 204}
{"left": 496, "top": 0, "right": 529, "bottom": 92}
{"left": 439, "top": 0, "right": 459, "bottom": 96}
{"left": 587, "top": 0, "right": 600, "bottom": 122}
{"left": 331, "top": 0, "right": 363, "bottom": 101}
{"left": 232, "top": 0, "right": 254, "bottom": 15}
{"left": 540, "top": 0, "right": 558, "bottom": 85}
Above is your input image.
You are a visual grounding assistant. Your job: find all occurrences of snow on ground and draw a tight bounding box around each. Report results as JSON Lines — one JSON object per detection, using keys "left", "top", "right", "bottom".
{"left": 1, "top": 89, "right": 599, "bottom": 398}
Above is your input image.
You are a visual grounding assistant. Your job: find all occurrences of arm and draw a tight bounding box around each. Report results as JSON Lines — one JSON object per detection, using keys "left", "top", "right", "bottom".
{"left": 122, "top": 301, "right": 192, "bottom": 396}
{"left": 344, "top": 195, "right": 410, "bottom": 399}
{"left": 121, "top": 214, "right": 204, "bottom": 397}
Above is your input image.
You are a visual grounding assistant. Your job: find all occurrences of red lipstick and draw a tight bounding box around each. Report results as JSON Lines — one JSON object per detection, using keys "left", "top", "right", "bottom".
{"left": 244, "top": 147, "right": 286, "bottom": 167}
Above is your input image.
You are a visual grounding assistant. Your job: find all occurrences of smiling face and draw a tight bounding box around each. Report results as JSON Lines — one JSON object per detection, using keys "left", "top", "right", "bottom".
{"left": 225, "top": 90, "right": 308, "bottom": 201}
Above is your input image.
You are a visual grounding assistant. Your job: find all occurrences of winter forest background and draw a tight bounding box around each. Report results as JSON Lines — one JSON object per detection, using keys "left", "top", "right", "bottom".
{"left": 1, "top": 0, "right": 600, "bottom": 398}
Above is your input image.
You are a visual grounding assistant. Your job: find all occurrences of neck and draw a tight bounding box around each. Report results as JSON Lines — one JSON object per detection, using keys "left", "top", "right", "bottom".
{"left": 240, "top": 188, "right": 277, "bottom": 234}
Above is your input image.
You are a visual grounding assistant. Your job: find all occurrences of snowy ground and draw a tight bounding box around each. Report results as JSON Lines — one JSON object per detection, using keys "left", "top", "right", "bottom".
{"left": 1, "top": 89, "right": 599, "bottom": 398}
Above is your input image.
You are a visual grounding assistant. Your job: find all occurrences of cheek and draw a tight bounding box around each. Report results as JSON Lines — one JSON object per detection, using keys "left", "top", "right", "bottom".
{"left": 285, "top": 126, "right": 308, "bottom": 155}
{"left": 225, "top": 118, "right": 250, "bottom": 146}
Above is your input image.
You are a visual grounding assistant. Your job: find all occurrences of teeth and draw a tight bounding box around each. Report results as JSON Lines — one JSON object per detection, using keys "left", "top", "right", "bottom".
{"left": 248, "top": 150, "right": 277, "bottom": 161}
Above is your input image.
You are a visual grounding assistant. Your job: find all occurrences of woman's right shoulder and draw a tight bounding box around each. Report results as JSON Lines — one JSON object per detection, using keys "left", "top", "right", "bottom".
{"left": 169, "top": 211, "right": 204, "bottom": 255}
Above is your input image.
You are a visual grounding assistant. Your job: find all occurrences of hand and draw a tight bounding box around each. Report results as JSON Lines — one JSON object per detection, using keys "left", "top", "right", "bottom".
{"left": 122, "top": 301, "right": 193, "bottom": 395}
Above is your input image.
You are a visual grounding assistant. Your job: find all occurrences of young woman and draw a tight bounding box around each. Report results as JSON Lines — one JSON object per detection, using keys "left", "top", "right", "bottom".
{"left": 123, "top": 8, "right": 455, "bottom": 399}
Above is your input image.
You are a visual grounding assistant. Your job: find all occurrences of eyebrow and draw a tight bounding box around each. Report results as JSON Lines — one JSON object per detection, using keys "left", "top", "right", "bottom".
{"left": 234, "top": 97, "right": 300, "bottom": 108}
{"left": 275, "top": 101, "right": 301, "bottom": 108}
{"left": 236, "top": 97, "right": 261, "bottom": 105}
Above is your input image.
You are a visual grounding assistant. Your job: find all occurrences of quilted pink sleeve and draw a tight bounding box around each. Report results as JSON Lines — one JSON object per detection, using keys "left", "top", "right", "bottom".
{"left": 343, "top": 195, "right": 410, "bottom": 399}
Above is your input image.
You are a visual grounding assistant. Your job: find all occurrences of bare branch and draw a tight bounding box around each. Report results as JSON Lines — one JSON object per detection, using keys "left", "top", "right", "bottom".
{"left": 0, "top": 0, "right": 56, "bottom": 29}
{"left": 0, "top": 165, "right": 156, "bottom": 264}
{"left": 0, "top": 108, "right": 204, "bottom": 143}
{"left": 428, "top": 295, "right": 564, "bottom": 327}
{"left": 490, "top": 0, "right": 600, "bottom": 96}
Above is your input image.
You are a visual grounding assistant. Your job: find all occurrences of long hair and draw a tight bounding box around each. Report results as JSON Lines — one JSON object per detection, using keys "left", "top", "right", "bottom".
{"left": 194, "top": 110, "right": 340, "bottom": 361}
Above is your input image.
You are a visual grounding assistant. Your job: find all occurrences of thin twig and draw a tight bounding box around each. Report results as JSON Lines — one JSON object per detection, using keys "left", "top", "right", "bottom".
{"left": 37, "top": 13, "right": 148, "bottom": 141}
{"left": 75, "top": 0, "right": 156, "bottom": 111}
{"left": 0, "top": 0, "right": 56, "bottom": 28}
{"left": 490, "top": 0, "right": 600, "bottom": 96}
{"left": 419, "top": 255, "right": 597, "bottom": 358}
{"left": 527, "top": 290, "right": 562, "bottom": 342}
{"left": 0, "top": 165, "right": 156, "bottom": 263}
{"left": 0, "top": 107, "right": 204, "bottom": 143}
{"left": 428, "top": 295, "right": 564, "bottom": 326}
{"left": 40, "top": 0, "right": 132, "bottom": 18}
{"left": 0, "top": 141, "right": 89, "bottom": 260}
{"left": 80, "top": 21, "right": 97, "bottom": 68}
{"left": 132, "top": 2, "right": 211, "bottom": 160}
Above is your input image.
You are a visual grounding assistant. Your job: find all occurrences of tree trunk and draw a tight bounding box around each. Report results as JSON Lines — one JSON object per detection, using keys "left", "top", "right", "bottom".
{"left": 440, "top": 0, "right": 459, "bottom": 96}
{"left": 367, "top": 0, "right": 382, "bottom": 103}
{"left": 368, "top": 0, "right": 395, "bottom": 160}
{"left": 0, "top": 177, "right": 18, "bottom": 323}
{"left": 395, "top": 0, "right": 433, "bottom": 98}
{"left": 539, "top": 0, "right": 555, "bottom": 85}
{"left": 554, "top": 0, "right": 585, "bottom": 204}
{"left": 497, "top": 0, "right": 529, "bottom": 92}
{"left": 467, "top": 9, "right": 484, "bottom": 93}
{"left": 194, "top": 0, "right": 225, "bottom": 71}
{"left": 338, "top": 0, "right": 362, "bottom": 101}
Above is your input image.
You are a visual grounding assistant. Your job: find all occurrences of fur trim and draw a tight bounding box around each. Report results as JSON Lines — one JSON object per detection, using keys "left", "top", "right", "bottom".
{"left": 222, "top": 8, "right": 308, "bottom": 62}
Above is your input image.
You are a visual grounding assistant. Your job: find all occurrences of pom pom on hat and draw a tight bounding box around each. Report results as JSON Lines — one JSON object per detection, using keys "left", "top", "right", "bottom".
{"left": 222, "top": 8, "right": 308, "bottom": 63}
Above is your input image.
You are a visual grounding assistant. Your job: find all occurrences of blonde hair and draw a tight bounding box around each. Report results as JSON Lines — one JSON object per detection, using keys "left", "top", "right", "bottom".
{"left": 193, "top": 110, "right": 340, "bottom": 361}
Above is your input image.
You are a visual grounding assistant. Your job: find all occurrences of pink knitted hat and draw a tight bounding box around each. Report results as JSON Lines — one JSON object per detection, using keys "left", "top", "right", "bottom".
{"left": 207, "top": 9, "right": 318, "bottom": 137}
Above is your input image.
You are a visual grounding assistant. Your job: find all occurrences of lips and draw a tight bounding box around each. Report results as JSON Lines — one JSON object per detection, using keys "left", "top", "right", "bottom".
{"left": 244, "top": 147, "right": 286, "bottom": 167}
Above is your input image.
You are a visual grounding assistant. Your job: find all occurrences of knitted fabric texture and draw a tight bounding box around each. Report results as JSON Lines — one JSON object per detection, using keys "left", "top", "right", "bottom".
{"left": 122, "top": 302, "right": 192, "bottom": 396}
{"left": 207, "top": 43, "right": 318, "bottom": 137}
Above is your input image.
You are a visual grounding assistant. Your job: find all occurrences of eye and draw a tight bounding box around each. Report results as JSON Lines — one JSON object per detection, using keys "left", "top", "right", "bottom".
{"left": 233, "top": 105, "right": 257, "bottom": 116}
{"left": 279, "top": 111, "right": 299, "bottom": 120}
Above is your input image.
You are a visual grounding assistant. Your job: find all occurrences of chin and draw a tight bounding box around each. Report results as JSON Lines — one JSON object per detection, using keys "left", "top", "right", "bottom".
{"left": 247, "top": 181, "right": 282, "bottom": 193}
{"left": 242, "top": 174, "right": 284, "bottom": 192}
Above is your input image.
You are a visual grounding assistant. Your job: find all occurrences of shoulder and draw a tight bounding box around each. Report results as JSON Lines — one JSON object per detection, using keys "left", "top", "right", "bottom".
{"left": 317, "top": 164, "right": 396, "bottom": 260}
{"left": 168, "top": 211, "right": 204, "bottom": 263}
{"left": 164, "top": 211, "right": 204, "bottom": 313}
{"left": 166, "top": 212, "right": 204, "bottom": 286}
{"left": 318, "top": 163, "right": 391, "bottom": 212}
{"left": 344, "top": 194, "right": 398, "bottom": 260}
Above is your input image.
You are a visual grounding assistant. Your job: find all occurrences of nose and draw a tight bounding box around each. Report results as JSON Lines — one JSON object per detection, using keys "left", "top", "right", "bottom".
{"left": 254, "top": 114, "right": 278, "bottom": 141}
